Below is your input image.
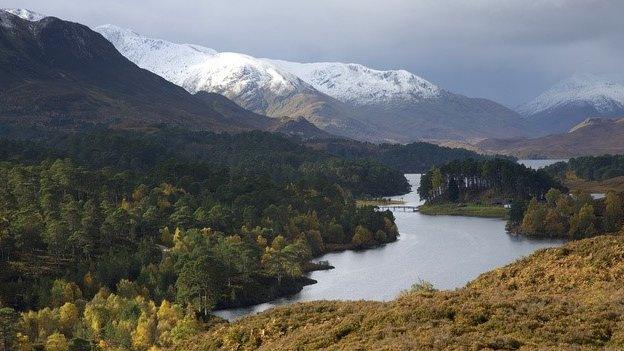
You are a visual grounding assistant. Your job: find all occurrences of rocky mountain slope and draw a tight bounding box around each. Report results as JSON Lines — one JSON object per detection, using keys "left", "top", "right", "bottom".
{"left": 0, "top": 9, "right": 275, "bottom": 132}
{"left": 476, "top": 117, "right": 624, "bottom": 158}
{"left": 519, "top": 74, "right": 624, "bottom": 135}
{"left": 176, "top": 234, "right": 624, "bottom": 350}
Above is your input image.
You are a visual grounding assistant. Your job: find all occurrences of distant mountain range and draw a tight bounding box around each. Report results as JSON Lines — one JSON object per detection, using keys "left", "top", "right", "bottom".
{"left": 518, "top": 74, "right": 624, "bottom": 135}
{"left": 476, "top": 117, "right": 624, "bottom": 158}
{"left": 94, "top": 23, "right": 529, "bottom": 142}
{"left": 7, "top": 8, "right": 624, "bottom": 146}
{"left": 94, "top": 24, "right": 390, "bottom": 141}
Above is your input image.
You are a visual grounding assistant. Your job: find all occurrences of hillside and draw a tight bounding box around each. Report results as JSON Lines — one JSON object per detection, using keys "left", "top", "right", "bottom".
{"left": 0, "top": 10, "right": 274, "bottom": 132}
{"left": 477, "top": 117, "right": 624, "bottom": 158}
{"left": 519, "top": 74, "right": 624, "bottom": 135}
{"left": 176, "top": 234, "right": 624, "bottom": 350}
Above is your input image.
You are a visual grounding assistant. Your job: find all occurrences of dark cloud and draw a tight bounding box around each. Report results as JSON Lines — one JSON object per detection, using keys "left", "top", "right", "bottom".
{"left": 4, "top": 0, "right": 623, "bottom": 106}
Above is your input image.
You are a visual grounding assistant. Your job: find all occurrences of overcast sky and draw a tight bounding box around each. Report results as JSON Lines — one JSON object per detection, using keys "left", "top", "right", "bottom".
{"left": 4, "top": 0, "right": 623, "bottom": 107}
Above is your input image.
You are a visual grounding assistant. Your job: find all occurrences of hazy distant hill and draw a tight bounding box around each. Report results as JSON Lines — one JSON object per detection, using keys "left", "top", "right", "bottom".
{"left": 476, "top": 117, "right": 624, "bottom": 158}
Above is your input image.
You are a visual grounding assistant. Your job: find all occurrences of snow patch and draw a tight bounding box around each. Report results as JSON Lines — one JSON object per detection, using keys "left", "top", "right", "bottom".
{"left": 94, "top": 24, "right": 308, "bottom": 107}
{"left": 267, "top": 59, "right": 440, "bottom": 105}
{"left": 1, "top": 8, "right": 47, "bottom": 21}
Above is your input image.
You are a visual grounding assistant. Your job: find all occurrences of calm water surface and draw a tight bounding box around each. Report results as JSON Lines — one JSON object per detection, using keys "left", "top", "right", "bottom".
{"left": 518, "top": 159, "right": 568, "bottom": 169}
{"left": 216, "top": 172, "right": 564, "bottom": 320}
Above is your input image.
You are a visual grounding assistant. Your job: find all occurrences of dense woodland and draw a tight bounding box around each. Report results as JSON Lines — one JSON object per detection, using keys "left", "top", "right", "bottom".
{"left": 510, "top": 189, "right": 624, "bottom": 238}
{"left": 545, "top": 155, "right": 624, "bottom": 181}
{"left": 305, "top": 139, "right": 498, "bottom": 173}
{"left": 0, "top": 130, "right": 404, "bottom": 350}
{"left": 417, "top": 158, "right": 564, "bottom": 204}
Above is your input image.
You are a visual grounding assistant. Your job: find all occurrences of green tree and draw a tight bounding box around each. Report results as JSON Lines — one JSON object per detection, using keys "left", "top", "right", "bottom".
{"left": 521, "top": 198, "right": 546, "bottom": 236}
{"left": 430, "top": 167, "right": 444, "bottom": 197}
{"left": 261, "top": 236, "right": 302, "bottom": 284}
{"left": 50, "top": 280, "right": 82, "bottom": 308}
{"left": 569, "top": 204, "right": 596, "bottom": 238}
{"left": 352, "top": 225, "right": 375, "bottom": 249}
{"left": 545, "top": 188, "right": 563, "bottom": 207}
{"left": 508, "top": 201, "right": 527, "bottom": 225}
{"left": 603, "top": 192, "right": 624, "bottom": 232}
{"left": 175, "top": 255, "right": 222, "bottom": 317}
{"left": 0, "top": 307, "right": 18, "bottom": 351}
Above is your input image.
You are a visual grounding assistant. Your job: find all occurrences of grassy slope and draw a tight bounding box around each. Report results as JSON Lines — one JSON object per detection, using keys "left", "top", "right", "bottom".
{"left": 419, "top": 203, "right": 508, "bottom": 218}
{"left": 177, "top": 234, "right": 624, "bottom": 350}
{"left": 563, "top": 173, "right": 624, "bottom": 194}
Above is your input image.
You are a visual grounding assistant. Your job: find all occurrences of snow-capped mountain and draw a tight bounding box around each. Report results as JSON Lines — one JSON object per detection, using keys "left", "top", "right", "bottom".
{"left": 1, "top": 8, "right": 46, "bottom": 21}
{"left": 94, "top": 24, "right": 385, "bottom": 141}
{"left": 95, "top": 24, "right": 528, "bottom": 141}
{"left": 519, "top": 74, "right": 624, "bottom": 135}
{"left": 267, "top": 60, "right": 440, "bottom": 105}
{"left": 272, "top": 60, "right": 527, "bottom": 141}
{"left": 95, "top": 25, "right": 307, "bottom": 111}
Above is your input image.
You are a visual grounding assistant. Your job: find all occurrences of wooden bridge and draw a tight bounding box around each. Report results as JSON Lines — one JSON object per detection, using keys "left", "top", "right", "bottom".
{"left": 377, "top": 205, "right": 419, "bottom": 212}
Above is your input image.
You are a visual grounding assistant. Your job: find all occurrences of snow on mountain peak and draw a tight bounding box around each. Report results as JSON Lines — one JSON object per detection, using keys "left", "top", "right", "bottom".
{"left": 519, "top": 74, "right": 624, "bottom": 116}
{"left": 267, "top": 60, "right": 440, "bottom": 105}
{"left": 2, "top": 8, "right": 47, "bottom": 21}
{"left": 94, "top": 25, "right": 309, "bottom": 111}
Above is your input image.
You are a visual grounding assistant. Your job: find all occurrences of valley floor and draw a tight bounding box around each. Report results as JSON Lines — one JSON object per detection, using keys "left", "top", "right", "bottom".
{"left": 175, "top": 233, "right": 624, "bottom": 350}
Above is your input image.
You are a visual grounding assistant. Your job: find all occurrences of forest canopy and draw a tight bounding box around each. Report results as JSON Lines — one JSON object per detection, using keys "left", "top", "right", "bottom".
{"left": 544, "top": 155, "right": 624, "bottom": 181}
{"left": 0, "top": 130, "right": 404, "bottom": 350}
{"left": 417, "top": 158, "right": 565, "bottom": 204}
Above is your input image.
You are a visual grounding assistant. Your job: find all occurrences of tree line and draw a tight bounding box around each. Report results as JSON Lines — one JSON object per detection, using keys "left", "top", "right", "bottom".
{"left": 544, "top": 155, "right": 624, "bottom": 181}
{"left": 508, "top": 189, "right": 624, "bottom": 238}
{"left": 304, "top": 139, "right": 507, "bottom": 174}
{"left": 418, "top": 158, "right": 565, "bottom": 203}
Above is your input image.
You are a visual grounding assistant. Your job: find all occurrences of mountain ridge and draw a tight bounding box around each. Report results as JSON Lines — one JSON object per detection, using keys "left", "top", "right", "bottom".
{"left": 94, "top": 24, "right": 388, "bottom": 142}
{"left": 519, "top": 74, "right": 624, "bottom": 135}
{"left": 93, "top": 23, "right": 529, "bottom": 142}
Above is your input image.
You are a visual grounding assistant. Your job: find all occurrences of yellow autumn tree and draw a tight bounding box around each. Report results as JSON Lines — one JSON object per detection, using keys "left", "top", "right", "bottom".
{"left": 45, "top": 333, "right": 68, "bottom": 351}
{"left": 132, "top": 311, "right": 157, "bottom": 351}
{"left": 156, "top": 300, "right": 183, "bottom": 348}
{"left": 58, "top": 303, "right": 79, "bottom": 336}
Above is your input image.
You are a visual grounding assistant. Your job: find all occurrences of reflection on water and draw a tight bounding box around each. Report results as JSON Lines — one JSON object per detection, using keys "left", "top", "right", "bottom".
{"left": 215, "top": 173, "right": 563, "bottom": 320}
